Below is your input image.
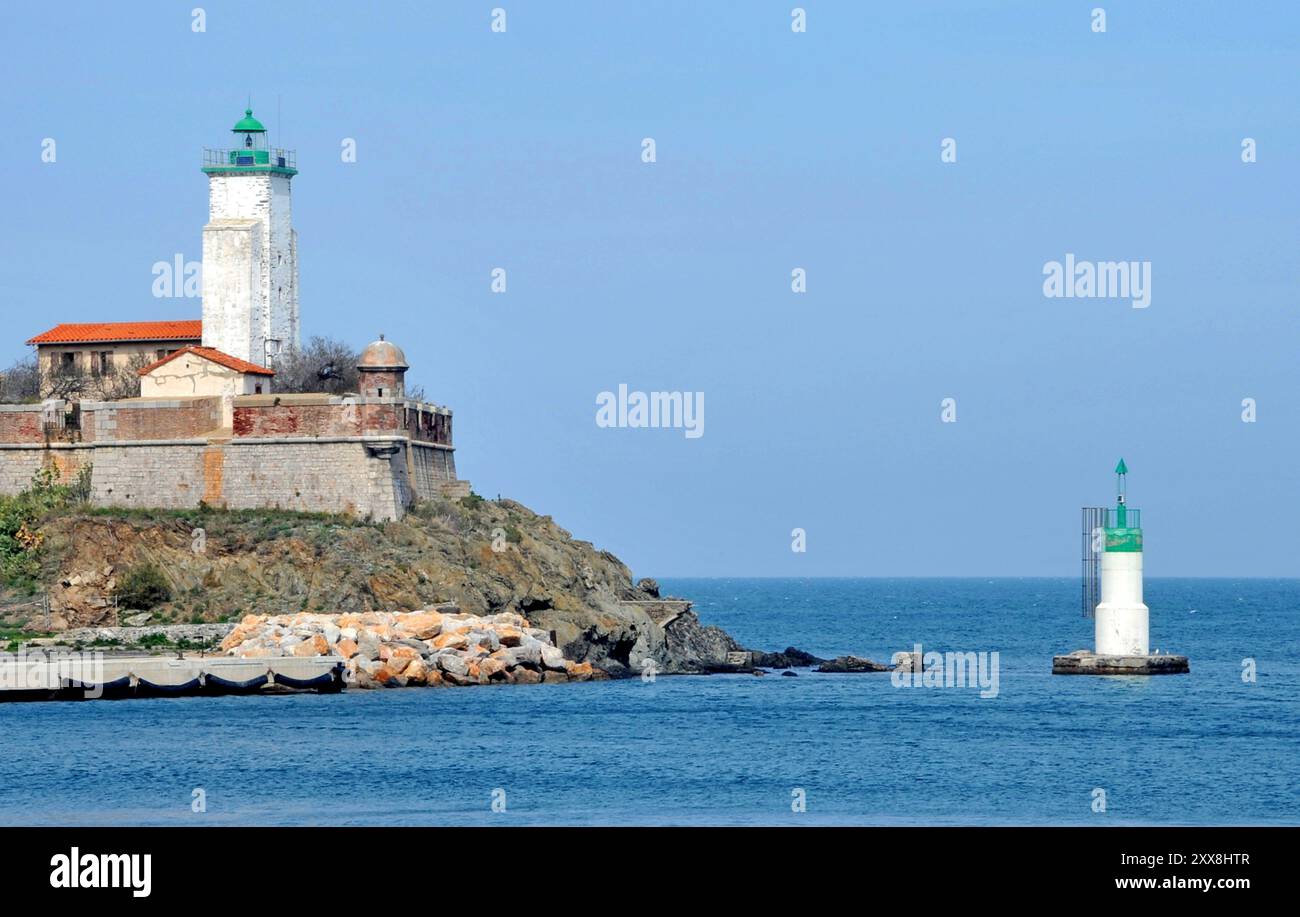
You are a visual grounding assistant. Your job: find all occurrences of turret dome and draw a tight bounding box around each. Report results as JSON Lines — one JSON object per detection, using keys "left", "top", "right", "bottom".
{"left": 358, "top": 336, "right": 409, "bottom": 370}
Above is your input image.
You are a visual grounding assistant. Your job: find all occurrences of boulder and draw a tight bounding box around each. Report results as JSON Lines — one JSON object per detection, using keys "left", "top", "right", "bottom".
{"left": 565, "top": 661, "right": 594, "bottom": 681}
{"left": 539, "top": 644, "right": 567, "bottom": 671}
{"left": 395, "top": 611, "right": 443, "bottom": 640}
{"left": 480, "top": 656, "right": 510, "bottom": 681}
{"left": 403, "top": 657, "right": 429, "bottom": 685}
{"left": 432, "top": 631, "right": 469, "bottom": 651}
{"left": 512, "top": 642, "right": 543, "bottom": 668}
{"left": 437, "top": 653, "right": 469, "bottom": 677}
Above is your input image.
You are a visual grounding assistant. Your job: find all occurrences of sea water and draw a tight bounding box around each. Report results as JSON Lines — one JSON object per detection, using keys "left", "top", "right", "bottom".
{"left": 1, "top": 578, "right": 1295, "bottom": 825}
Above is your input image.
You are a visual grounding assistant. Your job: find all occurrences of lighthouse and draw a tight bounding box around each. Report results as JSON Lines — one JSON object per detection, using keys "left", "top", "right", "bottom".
{"left": 1054, "top": 459, "right": 1188, "bottom": 675}
{"left": 1094, "top": 459, "right": 1148, "bottom": 655}
{"left": 200, "top": 107, "right": 300, "bottom": 368}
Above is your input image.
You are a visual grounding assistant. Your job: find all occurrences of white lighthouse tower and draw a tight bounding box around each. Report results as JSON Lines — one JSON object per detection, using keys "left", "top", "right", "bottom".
{"left": 1054, "top": 459, "right": 1188, "bottom": 675}
{"left": 200, "top": 108, "right": 300, "bottom": 368}
{"left": 1094, "top": 459, "right": 1148, "bottom": 655}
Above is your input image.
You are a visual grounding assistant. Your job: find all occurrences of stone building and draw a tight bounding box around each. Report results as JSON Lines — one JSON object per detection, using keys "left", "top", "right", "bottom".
{"left": 0, "top": 108, "right": 467, "bottom": 520}
{"left": 26, "top": 320, "right": 203, "bottom": 399}
{"left": 0, "top": 337, "right": 466, "bottom": 521}
{"left": 138, "top": 345, "right": 275, "bottom": 428}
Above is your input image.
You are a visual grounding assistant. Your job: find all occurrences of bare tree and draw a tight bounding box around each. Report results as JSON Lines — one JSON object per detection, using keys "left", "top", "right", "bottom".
{"left": 3, "top": 351, "right": 156, "bottom": 402}
{"left": 276, "top": 336, "right": 362, "bottom": 395}
{"left": 0, "top": 355, "right": 41, "bottom": 403}
{"left": 97, "top": 352, "right": 154, "bottom": 401}
{"left": 42, "top": 358, "right": 91, "bottom": 401}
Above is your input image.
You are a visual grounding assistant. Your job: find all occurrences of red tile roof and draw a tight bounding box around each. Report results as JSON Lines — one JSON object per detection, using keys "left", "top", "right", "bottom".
{"left": 26, "top": 320, "right": 203, "bottom": 345}
{"left": 138, "top": 345, "right": 275, "bottom": 377}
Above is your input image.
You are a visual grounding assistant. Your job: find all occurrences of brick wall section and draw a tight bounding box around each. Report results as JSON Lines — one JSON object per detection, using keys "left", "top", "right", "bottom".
{"left": 232, "top": 399, "right": 453, "bottom": 444}
{"left": 402, "top": 406, "right": 452, "bottom": 446}
{"left": 359, "top": 369, "right": 404, "bottom": 399}
{"left": 233, "top": 403, "right": 362, "bottom": 438}
{"left": 0, "top": 407, "right": 45, "bottom": 444}
{"left": 85, "top": 398, "right": 224, "bottom": 442}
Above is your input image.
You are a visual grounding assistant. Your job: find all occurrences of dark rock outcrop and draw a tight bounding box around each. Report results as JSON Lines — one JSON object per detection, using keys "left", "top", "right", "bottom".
{"left": 635, "top": 577, "right": 661, "bottom": 598}
{"left": 752, "top": 646, "right": 827, "bottom": 669}
{"left": 816, "top": 655, "right": 891, "bottom": 673}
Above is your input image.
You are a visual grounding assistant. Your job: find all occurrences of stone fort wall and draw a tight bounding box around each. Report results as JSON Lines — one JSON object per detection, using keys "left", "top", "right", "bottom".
{"left": 0, "top": 396, "right": 466, "bottom": 521}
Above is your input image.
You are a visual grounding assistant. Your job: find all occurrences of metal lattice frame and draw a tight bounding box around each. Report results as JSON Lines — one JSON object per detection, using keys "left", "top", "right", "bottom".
{"left": 1081, "top": 506, "right": 1106, "bottom": 618}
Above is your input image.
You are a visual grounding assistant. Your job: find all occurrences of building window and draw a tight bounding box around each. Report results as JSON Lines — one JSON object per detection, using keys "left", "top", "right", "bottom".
{"left": 156, "top": 350, "right": 167, "bottom": 361}
{"left": 98, "top": 352, "right": 112, "bottom": 375}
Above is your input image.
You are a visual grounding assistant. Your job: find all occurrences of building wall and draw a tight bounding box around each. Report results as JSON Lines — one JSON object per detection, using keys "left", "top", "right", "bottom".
{"left": 34, "top": 341, "right": 197, "bottom": 400}
{"left": 0, "top": 405, "right": 46, "bottom": 444}
{"left": 140, "top": 358, "right": 265, "bottom": 399}
{"left": 140, "top": 359, "right": 268, "bottom": 429}
{"left": 203, "top": 173, "right": 299, "bottom": 367}
{"left": 268, "top": 175, "right": 299, "bottom": 355}
{"left": 201, "top": 217, "right": 262, "bottom": 364}
{"left": 409, "top": 442, "right": 459, "bottom": 499}
{"left": 0, "top": 445, "right": 87, "bottom": 494}
{"left": 233, "top": 396, "right": 363, "bottom": 438}
{"left": 84, "top": 398, "right": 224, "bottom": 443}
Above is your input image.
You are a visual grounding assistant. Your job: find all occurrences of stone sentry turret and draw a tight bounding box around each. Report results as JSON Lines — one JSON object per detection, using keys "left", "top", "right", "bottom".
{"left": 357, "top": 336, "right": 408, "bottom": 399}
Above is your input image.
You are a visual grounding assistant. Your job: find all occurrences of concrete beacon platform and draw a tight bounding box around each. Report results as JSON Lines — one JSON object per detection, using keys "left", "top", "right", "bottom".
{"left": 1051, "top": 649, "right": 1190, "bottom": 676}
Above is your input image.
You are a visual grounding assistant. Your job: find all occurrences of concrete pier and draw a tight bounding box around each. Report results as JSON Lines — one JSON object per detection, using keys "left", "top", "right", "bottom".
{"left": 1052, "top": 649, "right": 1189, "bottom": 676}
{"left": 0, "top": 652, "right": 346, "bottom": 701}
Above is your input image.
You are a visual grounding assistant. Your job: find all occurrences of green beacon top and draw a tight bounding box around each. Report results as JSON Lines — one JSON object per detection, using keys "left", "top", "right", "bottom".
{"left": 1104, "top": 458, "right": 1142, "bottom": 552}
{"left": 201, "top": 107, "right": 298, "bottom": 177}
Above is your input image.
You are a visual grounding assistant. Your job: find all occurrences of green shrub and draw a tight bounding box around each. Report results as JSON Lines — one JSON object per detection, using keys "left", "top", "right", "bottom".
{"left": 0, "top": 467, "right": 80, "bottom": 587}
{"left": 112, "top": 563, "right": 172, "bottom": 610}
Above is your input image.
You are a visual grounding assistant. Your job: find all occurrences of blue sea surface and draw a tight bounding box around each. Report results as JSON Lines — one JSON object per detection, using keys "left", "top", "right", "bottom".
{"left": 1, "top": 578, "right": 1295, "bottom": 826}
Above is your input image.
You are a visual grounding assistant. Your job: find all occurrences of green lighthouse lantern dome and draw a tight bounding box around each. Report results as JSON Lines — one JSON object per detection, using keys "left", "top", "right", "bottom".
{"left": 202, "top": 104, "right": 297, "bottom": 176}
{"left": 232, "top": 108, "right": 266, "bottom": 133}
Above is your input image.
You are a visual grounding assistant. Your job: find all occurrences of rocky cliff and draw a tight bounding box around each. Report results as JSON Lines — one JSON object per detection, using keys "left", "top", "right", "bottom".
{"left": 7, "top": 495, "right": 752, "bottom": 677}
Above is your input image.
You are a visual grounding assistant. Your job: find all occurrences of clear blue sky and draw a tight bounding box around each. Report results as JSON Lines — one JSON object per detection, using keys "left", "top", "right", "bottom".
{"left": 1, "top": 1, "right": 1296, "bottom": 576}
